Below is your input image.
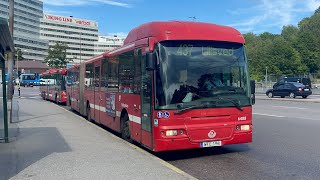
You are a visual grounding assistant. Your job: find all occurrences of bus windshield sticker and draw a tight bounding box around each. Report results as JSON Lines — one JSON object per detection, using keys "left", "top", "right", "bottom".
{"left": 157, "top": 111, "right": 163, "bottom": 118}
{"left": 154, "top": 119, "right": 158, "bottom": 127}
{"left": 164, "top": 111, "right": 170, "bottom": 118}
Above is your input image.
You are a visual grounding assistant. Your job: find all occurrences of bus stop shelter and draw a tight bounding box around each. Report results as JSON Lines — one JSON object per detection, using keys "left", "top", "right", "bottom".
{"left": 0, "top": 18, "right": 14, "bottom": 143}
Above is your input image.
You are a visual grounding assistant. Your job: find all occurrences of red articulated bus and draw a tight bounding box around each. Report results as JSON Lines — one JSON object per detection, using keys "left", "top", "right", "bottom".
{"left": 67, "top": 21, "right": 256, "bottom": 152}
{"left": 66, "top": 64, "right": 80, "bottom": 110}
{"left": 40, "top": 68, "right": 67, "bottom": 104}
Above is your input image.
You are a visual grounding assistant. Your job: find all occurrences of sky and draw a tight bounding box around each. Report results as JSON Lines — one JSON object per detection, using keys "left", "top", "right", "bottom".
{"left": 43, "top": 0, "right": 320, "bottom": 36}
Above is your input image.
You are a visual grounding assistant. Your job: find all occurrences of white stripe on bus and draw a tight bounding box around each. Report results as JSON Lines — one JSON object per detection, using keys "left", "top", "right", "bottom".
{"left": 89, "top": 104, "right": 141, "bottom": 124}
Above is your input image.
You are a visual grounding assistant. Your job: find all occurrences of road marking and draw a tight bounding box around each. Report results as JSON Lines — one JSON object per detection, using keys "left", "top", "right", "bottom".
{"left": 253, "top": 113, "right": 285, "bottom": 118}
{"left": 54, "top": 104, "right": 196, "bottom": 180}
{"left": 271, "top": 106, "right": 307, "bottom": 110}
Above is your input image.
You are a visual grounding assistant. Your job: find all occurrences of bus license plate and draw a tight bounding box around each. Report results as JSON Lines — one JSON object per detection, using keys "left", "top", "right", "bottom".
{"left": 304, "top": 89, "right": 309, "bottom": 91}
{"left": 201, "top": 141, "right": 222, "bottom": 148}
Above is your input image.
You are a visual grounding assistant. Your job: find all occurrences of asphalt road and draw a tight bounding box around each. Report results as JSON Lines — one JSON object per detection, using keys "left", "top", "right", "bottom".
{"left": 5, "top": 87, "right": 320, "bottom": 179}
{"left": 157, "top": 100, "right": 320, "bottom": 180}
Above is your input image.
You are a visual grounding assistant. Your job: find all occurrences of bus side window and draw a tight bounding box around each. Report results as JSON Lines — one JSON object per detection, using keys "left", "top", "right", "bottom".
{"left": 101, "top": 58, "right": 108, "bottom": 91}
{"left": 107, "top": 57, "right": 119, "bottom": 92}
{"left": 134, "top": 49, "right": 142, "bottom": 94}
{"left": 85, "top": 63, "right": 94, "bottom": 89}
{"left": 119, "top": 51, "right": 135, "bottom": 94}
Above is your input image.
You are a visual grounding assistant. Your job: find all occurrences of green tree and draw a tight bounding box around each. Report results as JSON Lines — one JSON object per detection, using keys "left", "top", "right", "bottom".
{"left": 296, "top": 10, "right": 320, "bottom": 73}
{"left": 44, "top": 43, "right": 72, "bottom": 68}
{"left": 266, "top": 37, "right": 307, "bottom": 75}
{"left": 281, "top": 25, "right": 299, "bottom": 46}
{"left": 314, "top": 6, "right": 320, "bottom": 15}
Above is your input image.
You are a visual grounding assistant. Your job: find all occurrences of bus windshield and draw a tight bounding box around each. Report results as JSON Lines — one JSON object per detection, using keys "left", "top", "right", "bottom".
{"left": 155, "top": 40, "right": 251, "bottom": 110}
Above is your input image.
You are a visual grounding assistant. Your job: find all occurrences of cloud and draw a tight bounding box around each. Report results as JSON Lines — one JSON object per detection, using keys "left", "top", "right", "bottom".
{"left": 228, "top": 0, "right": 320, "bottom": 33}
{"left": 306, "top": 0, "right": 320, "bottom": 11}
{"left": 42, "top": 0, "right": 131, "bottom": 8}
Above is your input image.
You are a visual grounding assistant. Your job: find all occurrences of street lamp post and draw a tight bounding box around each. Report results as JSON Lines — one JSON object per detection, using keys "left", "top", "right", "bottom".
{"left": 265, "top": 66, "right": 268, "bottom": 88}
{"left": 68, "top": 16, "right": 82, "bottom": 64}
{"left": 64, "top": 31, "right": 82, "bottom": 64}
{"left": 16, "top": 49, "right": 27, "bottom": 78}
{"left": 79, "top": 32, "right": 82, "bottom": 64}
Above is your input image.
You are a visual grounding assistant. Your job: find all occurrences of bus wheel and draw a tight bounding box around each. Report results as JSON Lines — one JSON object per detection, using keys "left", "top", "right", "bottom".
{"left": 121, "top": 113, "right": 131, "bottom": 142}
{"left": 86, "top": 105, "right": 91, "bottom": 121}
{"left": 42, "top": 92, "right": 45, "bottom": 100}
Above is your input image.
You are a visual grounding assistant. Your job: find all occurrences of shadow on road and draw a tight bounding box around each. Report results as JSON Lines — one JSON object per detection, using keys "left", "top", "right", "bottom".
{"left": 155, "top": 144, "right": 251, "bottom": 161}
{"left": 0, "top": 127, "right": 71, "bottom": 180}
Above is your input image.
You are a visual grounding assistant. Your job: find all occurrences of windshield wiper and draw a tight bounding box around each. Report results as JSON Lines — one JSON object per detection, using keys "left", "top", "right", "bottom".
{"left": 216, "top": 97, "right": 244, "bottom": 111}
{"left": 175, "top": 101, "right": 216, "bottom": 114}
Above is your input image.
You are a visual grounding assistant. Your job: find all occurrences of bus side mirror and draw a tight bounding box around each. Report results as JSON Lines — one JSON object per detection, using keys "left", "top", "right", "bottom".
{"left": 250, "top": 80, "right": 255, "bottom": 105}
{"left": 250, "top": 80, "right": 255, "bottom": 94}
{"left": 146, "top": 52, "right": 156, "bottom": 71}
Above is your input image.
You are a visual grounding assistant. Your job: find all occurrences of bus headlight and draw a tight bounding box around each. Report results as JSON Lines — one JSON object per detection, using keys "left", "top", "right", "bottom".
{"left": 240, "top": 125, "right": 250, "bottom": 131}
{"left": 236, "top": 125, "right": 251, "bottom": 131}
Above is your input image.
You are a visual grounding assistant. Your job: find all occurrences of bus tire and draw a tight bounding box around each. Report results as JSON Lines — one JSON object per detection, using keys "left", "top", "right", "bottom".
{"left": 121, "top": 113, "right": 131, "bottom": 142}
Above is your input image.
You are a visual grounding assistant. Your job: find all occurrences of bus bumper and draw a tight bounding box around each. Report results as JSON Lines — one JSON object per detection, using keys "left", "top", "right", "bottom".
{"left": 153, "top": 132, "right": 252, "bottom": 152}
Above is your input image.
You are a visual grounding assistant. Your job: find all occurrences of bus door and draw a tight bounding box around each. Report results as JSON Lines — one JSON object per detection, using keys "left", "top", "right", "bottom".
{"left": 140, "top": 53, "right": 153, "bottom": 148}
{"left": 94, "top": 62, "right": 101, "bottom": 123}
{"left": 100, "top": 59, "right": 108, "bottom": 126}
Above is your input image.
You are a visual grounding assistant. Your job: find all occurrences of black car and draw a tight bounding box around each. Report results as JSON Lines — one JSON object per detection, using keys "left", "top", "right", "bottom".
{"left": 275, "top": 77, "right": 311, "bottom": 89}
{"left": 266, "top": 82, "right": 312, "bottom": 98}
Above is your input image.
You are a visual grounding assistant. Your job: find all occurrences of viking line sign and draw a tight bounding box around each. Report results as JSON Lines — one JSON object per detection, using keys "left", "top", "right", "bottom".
{"left": 44, "top": 14, "right": 97, "bottom": 28}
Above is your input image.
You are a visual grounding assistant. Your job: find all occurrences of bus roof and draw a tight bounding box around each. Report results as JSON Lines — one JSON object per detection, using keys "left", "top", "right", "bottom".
{"left": 83, "top": 21, "right": 245, "bottom": 64}
{"left": 123, "top": 21, "right": 245, "bottom": 45}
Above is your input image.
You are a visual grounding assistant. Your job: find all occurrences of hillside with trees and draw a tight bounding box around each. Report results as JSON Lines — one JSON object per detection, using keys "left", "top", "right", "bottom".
{"left": 244, "top": 7, "right": 320, "bottom": 81}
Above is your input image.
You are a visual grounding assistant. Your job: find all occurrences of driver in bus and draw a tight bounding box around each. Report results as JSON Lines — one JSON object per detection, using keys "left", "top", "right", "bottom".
{"left": 201, "top": 74, "right": 224, "bottom": 90}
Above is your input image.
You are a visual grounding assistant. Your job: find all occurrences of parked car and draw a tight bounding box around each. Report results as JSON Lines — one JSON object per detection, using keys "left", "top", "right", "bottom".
{"left": 266, "top": 82, "right": 312, "bottom": 98}
{"left": 275, "top": 77, "right": 311, "bottom": 89}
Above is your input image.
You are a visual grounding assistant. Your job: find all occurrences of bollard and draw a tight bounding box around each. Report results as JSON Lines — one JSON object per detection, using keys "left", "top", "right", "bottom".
{"left": 18, "top": 82, "right": 21, "bottom": 98}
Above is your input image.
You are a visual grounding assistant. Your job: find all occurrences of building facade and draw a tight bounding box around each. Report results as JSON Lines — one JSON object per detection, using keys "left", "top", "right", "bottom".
{"left": 40, "top": 14, "right": 99, "bottom": 64}
{"left": 0, "top": 0, "right": 48, "bottom": 61}
{"left": 94, "top": 35, "right": 125, "bottom": 56}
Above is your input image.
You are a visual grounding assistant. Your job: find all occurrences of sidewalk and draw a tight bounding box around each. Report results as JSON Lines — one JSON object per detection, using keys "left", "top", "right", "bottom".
{"left": 0, "top": 98, "right": 19, "bottom": 142}
{"left": 0, "top": 98, "right": 194, "bottom": 180}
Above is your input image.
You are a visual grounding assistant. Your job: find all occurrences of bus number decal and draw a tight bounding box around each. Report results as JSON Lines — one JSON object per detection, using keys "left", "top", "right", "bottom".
{"left": 177, "top": 44, "right": 193, "bottom": 56}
